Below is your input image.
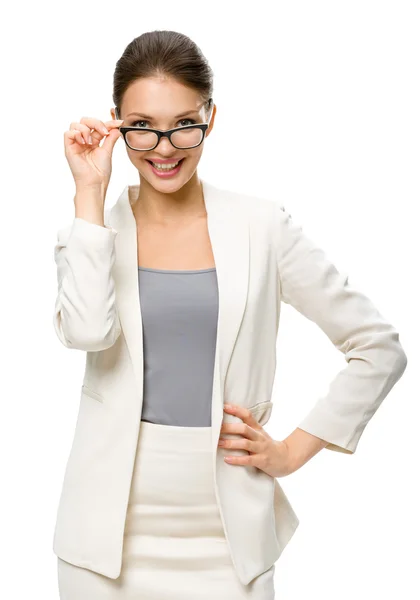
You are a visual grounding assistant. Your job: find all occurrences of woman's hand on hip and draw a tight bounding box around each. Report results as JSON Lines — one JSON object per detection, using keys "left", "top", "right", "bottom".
{"left": 218, "top": 404, "right": 294, "bottom": 478}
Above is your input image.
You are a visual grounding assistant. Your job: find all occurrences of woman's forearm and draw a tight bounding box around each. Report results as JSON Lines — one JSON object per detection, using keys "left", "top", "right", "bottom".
{"left": 281, "top": 427, "right": 329, "bottom": 474}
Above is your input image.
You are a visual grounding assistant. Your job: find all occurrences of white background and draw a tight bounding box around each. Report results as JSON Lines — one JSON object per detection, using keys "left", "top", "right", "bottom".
{"left": 1, "top": 1, "right": 418, "bottom": 598}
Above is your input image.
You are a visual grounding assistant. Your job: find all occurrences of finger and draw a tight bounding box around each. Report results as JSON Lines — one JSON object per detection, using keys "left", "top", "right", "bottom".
{"left": 103, "top": 119, "right": 124, "bottom": 128}
{"left": 79, "top": 117, "right": 123, "bottom": 139}
{"left": 65, "top": 128, "right": 87, "bottom": 147}
{"left": 223, "top": 453, "right": 255, "bottom": 465}
{"left": 72, "top": 118, "right": 108, "bottom": 147}
{"left": 223, "top": 404, "right": 262, "bottom": 429}
{"left": 69, "top": 122, "right": 96, "bottom": 145}
{"left": 100, "top": 120, "right": 124, "bottom": 147}
{"left": 223, "top": 454, "right": 273, "bottom": 475}
{"left": 87, "top": 119, "right": 124, "bottom": 147}
{"left": 79, "top": 116, "right": 111, "bottom": 138}
{"left": 220, "top": 422, "right": 260, "bottom": 441}
{"left": 90, "top": 119, "right": 124, "bottom": 139}
{"left": 218, "top": 436, "right": 259, "bottom": 454}
{"left": 101, "top": 126, "right": 123, "bottom": 155}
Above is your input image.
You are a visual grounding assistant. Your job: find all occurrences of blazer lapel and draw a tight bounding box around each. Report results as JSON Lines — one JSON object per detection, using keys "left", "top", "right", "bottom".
{"left": 108, "top": 185, "right": 144, "bottom": 401}
{"left": 108, "top": 179, "right": 250, "bottom": 444}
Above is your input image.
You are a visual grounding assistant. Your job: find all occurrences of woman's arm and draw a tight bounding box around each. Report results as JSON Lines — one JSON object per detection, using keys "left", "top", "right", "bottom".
{"left": 272, "top": 201, "right": 408, "bottom": 455}
{"left": 53, "top": 207, "right": 121, "bottom": 352}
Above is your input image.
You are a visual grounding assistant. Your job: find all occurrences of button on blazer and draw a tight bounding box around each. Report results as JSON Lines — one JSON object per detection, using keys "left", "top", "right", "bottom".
{"left": 51, "top": 178, "right": 407, "bottom": 585}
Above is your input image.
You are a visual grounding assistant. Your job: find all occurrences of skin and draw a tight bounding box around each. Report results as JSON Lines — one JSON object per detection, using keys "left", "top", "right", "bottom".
{"left": 110, "top": 76, "right": 218, "bottom": 270}
{"left": 108, "top": 76, "right": 329, "bottom": 477}
{"left": 221, "top": 405, "right": 329, "bottom": 477}
{"left": 110, "top": 76, "right": 214, "bottom": 221}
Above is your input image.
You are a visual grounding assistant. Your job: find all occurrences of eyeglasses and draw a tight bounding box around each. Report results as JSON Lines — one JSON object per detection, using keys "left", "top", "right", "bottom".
{"left": 115, "top": 99, "right": 214, "bottom": 151}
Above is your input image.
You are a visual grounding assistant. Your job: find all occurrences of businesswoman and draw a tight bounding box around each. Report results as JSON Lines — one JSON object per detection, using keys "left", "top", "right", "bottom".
{"left": 53, "top": 30, "right": 407, "bottom": 600}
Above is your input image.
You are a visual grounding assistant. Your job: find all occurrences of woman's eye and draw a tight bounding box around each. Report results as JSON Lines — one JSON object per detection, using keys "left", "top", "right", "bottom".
{"left": 179, "top": 118, "right": 196, "bottom": 127}
{"left": 131, "top": 118, "right": 196, "bottom": 128}
{"left": 132, "top": 120, "right": 148, "bottom": 128}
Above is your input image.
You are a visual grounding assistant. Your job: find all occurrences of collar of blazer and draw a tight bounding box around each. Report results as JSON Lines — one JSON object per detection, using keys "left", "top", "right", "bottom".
{"left": 107, "top": 179, "right": 250, "bottom": 446}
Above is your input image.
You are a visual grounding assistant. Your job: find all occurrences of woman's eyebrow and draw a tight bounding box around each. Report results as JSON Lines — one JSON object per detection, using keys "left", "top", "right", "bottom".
{"left": 126, "top": 109, "right": 199, "bottom": 119}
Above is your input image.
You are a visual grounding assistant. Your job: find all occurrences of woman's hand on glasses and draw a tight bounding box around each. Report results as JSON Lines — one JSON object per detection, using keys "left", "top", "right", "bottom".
{"left": 64, "top": 117, "right": 124, "bottom": 190}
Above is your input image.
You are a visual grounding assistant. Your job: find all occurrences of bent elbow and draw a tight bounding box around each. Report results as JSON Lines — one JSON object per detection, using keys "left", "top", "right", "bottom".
{"left": 53, "top": 311, "right": 122, "bottom": 351}
{"left": 394, "top": 345, "right": 408, "bottom": 379}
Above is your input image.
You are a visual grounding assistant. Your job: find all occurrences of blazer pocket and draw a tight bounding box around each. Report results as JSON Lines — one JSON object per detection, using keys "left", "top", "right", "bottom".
{"left": 81, "top": 384, "right": 104, "bottom": 403}
{"left": 248, "top": 401, "right": 273, "bottom": 426}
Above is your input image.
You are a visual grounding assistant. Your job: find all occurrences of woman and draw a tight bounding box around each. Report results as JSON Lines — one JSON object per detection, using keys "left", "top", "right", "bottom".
{"left": 53, "top": 30, "right": 407, "bottom": 599}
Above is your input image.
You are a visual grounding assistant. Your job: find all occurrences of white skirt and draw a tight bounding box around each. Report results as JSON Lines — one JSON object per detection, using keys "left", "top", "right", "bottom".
{"left": 57, "top": 420, "right": 275, "bottom": 599}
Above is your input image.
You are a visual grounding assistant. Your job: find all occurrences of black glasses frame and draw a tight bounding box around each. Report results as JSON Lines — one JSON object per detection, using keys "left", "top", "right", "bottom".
{"left": 114, "top": 99, "right": 213, "bottom": 151}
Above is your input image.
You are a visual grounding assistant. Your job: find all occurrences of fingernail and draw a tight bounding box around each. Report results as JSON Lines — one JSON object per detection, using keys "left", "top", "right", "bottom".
{"left": 102, "top": 127, "right": 109, "bottom": 135}
{"left": 116, "top": 119, "right": 124, "bottom": 124}
{"left": 224, "top": 404, "right": 232, "bottom": 410}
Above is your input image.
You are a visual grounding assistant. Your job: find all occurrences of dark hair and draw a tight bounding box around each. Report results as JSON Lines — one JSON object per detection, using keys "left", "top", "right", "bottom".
{"left": 113, "top": 30, "right": 214, "bottom": 120}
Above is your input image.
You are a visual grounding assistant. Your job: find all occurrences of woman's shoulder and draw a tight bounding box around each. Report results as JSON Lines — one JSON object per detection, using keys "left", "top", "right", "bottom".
{"left": 215, "top": 182, "right": 287, "bottom": 227}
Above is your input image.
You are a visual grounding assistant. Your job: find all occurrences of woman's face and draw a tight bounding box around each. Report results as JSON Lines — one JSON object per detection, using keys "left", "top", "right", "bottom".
{"left": 111, "top": 76, "right": 216, "bottom": 193}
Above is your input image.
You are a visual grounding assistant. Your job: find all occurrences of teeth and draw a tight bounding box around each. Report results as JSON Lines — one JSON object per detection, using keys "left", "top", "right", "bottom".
{"left": 151, "top": 160, "right": 181, "bottom": 170}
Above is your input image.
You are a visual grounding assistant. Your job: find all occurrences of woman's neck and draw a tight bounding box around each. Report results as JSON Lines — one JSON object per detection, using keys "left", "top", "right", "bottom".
{"left": 129, "top": 175, "right": 207, "bottom": 225}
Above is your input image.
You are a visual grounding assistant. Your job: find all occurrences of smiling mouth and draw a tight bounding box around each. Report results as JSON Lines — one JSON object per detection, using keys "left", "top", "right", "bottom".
{"left": 146, "top": 158, "right": 185, "bottom": 167}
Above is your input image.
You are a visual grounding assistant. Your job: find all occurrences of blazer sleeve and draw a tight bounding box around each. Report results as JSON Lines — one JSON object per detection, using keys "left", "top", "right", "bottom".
{"left": 272, "top": 201, "right": 408, "bottom": 454}
{"left": 53, "top": 216, "right": 122, "bottom": 351}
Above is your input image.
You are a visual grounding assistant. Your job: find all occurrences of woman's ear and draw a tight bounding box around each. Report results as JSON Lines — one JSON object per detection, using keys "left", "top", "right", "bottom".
{"left": 110, "top": 107, "right": 118, "bottom": 120}
{"left": 206, "top": 103, "right": 217, "bottom": 136}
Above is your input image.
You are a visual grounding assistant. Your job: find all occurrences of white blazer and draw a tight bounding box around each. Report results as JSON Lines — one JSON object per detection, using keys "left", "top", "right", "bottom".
{"left": 51, "top": 179, "right": 407, "bottom": 585}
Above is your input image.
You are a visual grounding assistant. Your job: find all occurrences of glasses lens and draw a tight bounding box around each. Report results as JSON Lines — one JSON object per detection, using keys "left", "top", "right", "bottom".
{"left": 171, "top": 127, "right": 203, "bottom": 148}
{"left": 126, "top": 130, "right": 159, "bottom": 151}
{"left": 125, "top": 127, "right": 204, "bottom": 150}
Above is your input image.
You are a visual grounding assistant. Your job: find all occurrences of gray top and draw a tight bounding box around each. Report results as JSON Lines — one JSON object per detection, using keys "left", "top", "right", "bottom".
{"left": 138, "top": 266, "right": 219, "bottom": 427}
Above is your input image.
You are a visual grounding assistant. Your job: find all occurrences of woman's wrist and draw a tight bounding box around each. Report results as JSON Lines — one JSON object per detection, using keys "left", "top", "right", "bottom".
{"left": 280, "top": 427, "right": 329, "bottom": 474}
